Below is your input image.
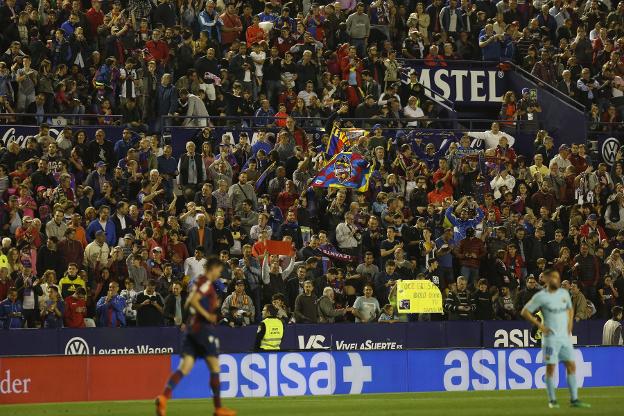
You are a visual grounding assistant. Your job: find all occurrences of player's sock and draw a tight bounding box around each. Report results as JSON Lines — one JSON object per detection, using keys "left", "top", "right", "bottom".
{"left": 567, "top": 373, "right": 578, "bottom": 402}
{"left": 210, "top": 372, "right": 222, "bottom": 409}
{"left": 163, "top": 370, "right": 184, "bottom": 399}
{"left": 545, "top": 376, "right": 557, "bottom": 403}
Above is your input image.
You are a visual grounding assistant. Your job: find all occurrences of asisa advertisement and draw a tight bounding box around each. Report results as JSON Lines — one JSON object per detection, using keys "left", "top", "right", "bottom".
{"left": 172, "top": 347, "right": 624, "bottom": 399}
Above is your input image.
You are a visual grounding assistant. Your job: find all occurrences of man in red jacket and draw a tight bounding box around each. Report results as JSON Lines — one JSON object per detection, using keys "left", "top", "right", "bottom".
{"left": 453, "top": 227, "right": 485, "bottom": 286}
{"left": 145, "top": 28, "right": 170, "bottom": 65}
{"left": 64, "top": 287, "right": 87, "bottom": 328}
{"left": 85, "top": 0, "right": 104, "bottom": 38}
{"left": 579, "top": 214, "right": 608, "bottom": 242}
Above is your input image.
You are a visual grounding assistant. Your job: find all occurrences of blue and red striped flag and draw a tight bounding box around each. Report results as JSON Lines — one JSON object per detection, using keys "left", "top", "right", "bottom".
{"left": 326, "top": 124, "right": 369, "bottom": 156}
{"left": 311, "top": 152, "right": 373, "bottom": 192}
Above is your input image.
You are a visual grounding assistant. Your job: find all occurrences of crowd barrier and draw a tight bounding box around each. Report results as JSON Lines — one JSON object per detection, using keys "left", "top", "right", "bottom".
{"left": 1, "top": 346, "right": 623, "bottom": 404}
{"left": 0, "top": 320, "right": 608, "bottom": 357}
{"left": 0, "top": 124, "right": 124, "bottom": 148}
{"left": 167, "top": 124, "right": 549, "bottom": 160}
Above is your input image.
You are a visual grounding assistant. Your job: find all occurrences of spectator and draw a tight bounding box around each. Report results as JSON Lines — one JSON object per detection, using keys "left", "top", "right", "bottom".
{"left": 453, "top": 227, "right": 486, "bottom": 286}
{"left": 570, "top": 281, "right": 593, "bottom": 322}
{"left": 294, "top": 280, "right": 318, "bottom": 324}
{"left": 516, "top": 275, "right": 541, "bottom": 312}
{"left": 0, "top": 287, "right": 23, "bottom": 329}
{"left": 352, "top": 283, "right": 381, "bottom": 323}
{"left": 221, "top": 279, "right": 254, "bottom": 327}
{"left": 64, "top": 287, "right": 87, "bottom": 328}
{"left": 346, "top": 3, "right": 370, "bottom": 57}
{"left": 472, "top": 278, "right": 495, "bottom": 320}
{"left": 444, "top": 276, "right": 475, "bottom": 320}
{"left": 40, "top": 285, "right": 64, "bottom": 328}
{"left": 318, "top": 286, "right": 349, "bottom": 323}
{"left": 373, "top": 260, "right": 400, "bottom": 305}
{"left": 96, "top": 281, "right": 126, "bottom": 327}
{"left": 134, "top": 280, "right": 164, "bottom": 327}
{"left": 602, "top": 306, "right": 623, "bottom": 345}
{"left": 120, "top": 277, "right": 139, "bottom": 326}
{"left": 495, "top": 285, "right": 517, "bottom": 320}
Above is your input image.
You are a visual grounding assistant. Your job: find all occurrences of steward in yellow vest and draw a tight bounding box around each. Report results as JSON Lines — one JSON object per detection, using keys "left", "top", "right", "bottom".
{"left": 531, "top": 310, "right": 544, "bottom": 347}
{"left": 255, "top": 304, "right": 284, "bottom": 351}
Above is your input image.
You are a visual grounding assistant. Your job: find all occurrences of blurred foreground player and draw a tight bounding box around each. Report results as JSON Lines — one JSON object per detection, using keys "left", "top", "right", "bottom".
{"left": 156, "top": 257, "right": 236, "bottom": 416}
{"left": 521, "top": 270, "right": 591, "bottom": 409}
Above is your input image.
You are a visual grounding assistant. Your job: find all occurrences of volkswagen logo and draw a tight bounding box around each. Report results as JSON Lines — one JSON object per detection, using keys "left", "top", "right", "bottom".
{"left": 65, "top": 337, "right": 89, "bottom": 355}
{"left": 602, "top": 137, "right": 621, "bottom": 166}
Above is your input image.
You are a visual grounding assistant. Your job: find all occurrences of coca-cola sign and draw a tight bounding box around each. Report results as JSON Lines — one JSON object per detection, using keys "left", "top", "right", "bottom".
{"left": 0, "top": 125, "right": 122, "bottom": 148}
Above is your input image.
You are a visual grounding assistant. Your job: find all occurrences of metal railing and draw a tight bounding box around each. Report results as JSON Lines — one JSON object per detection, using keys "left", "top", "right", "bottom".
{"left": 0, "top": 112, "right": 124, "bottom": 127}
{"left": 161, "top": 115, "right": 547, "bottom": 136}
{"left": 509, "top": 63, "right": 586, "bottom": 112}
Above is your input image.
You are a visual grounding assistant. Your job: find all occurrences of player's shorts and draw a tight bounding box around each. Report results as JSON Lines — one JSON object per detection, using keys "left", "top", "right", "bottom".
{"left": 542, "top": 336, "right": 574, "bottom": 365}
{"left": 181, "top": 324, "right": 220, "bottom": 358}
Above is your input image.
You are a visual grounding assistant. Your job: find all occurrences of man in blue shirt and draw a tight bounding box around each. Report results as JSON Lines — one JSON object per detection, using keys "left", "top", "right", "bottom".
{"left": 435, "top": 227, "right": 456, "bottom": 289}
{"left": 258, "top": 4, "right": 278, "bottom": 24}
{"left": 96, "top": 281, "right": 126, "bottom": 327}
{"left": 478, "top": 24, "right": 503, "bottom": 60}
{"left": 157, "top": 145, "right": 179, "bottom": 199}
{"left": 445, "top": 197, "right": 485, "bottom": 241}
{"left": 114, "top": 128, "right": 136, "bottom": 161}
{"left": 86, "top": 206, "right": 117, "bottom": 247}
{"left": 0, "top": 288, "right": 23, "bottom": 329}
{"left": 254, "top": 99, "right": 275, "bottom": 127}
{"left": 521, "top": 270, "right": 591, "bottom": 409}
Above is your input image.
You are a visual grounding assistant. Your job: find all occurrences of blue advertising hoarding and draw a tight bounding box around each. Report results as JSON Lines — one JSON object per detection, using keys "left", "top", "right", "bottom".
{"left": 171, "top": 346, "right": 624, "bottom": 398}
{"left": 0, "top": 321, "right": 609, "bottom": 357}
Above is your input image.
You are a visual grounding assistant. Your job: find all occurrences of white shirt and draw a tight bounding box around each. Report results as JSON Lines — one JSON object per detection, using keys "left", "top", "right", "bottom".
{"left": 403, "top": 104, "right": 424, "bottom": 127}
{"left": 490, "top": 173, "right": 517, "bottom": 199}
{"left": 602, "top": 319, "right": 623, "bottom": 345}
{"left": 250, "top": 50, "right": 266, "bottom": 76}
{"left": 467, "top": 130, "right": 516, "bottom": 149}
{"left": 184, "top": 256, "right": 207, "bottom": 281}
{"left": 297, "top": 90, "right": 318, "bottom": 107}
{"left": 335, "top": 222, "right": 359, "bottom": 249}
{"left": 549, "top": 154, "right": 572, "bottom": 175}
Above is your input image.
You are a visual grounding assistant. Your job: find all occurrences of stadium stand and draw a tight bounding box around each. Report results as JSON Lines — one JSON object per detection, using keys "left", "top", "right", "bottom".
{"left": 1, "top": 0, "right": 624, "bottom": 331}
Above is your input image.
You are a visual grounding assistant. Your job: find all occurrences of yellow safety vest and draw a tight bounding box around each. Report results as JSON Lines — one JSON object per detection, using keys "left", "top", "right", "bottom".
{"left": 260, "top": 318, "right": 284, "bottom": 351}
{"left": 535, "top": 311, "right": 543, "bottom": 341}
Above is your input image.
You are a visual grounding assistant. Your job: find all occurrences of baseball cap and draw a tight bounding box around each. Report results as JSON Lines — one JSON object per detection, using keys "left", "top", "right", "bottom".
{"left": 588, "top": 214, "right": 598, "bottom": 221}
{"left": 559, "top": 144, "right": 570, "bottom": 151}
{"left": 152, "top": 247, "right": 163, "bottom": 252}
{"left": 521, "top": 88, "right": 530, "bottom": 95}
{"left": 235, "top": 279, "right": 245, "bottom": 286}
{"left": 95, "top": 161, "right": 107, "bottom": 168}
{"left": 124, "top": 233, "right": 134, "bottom": 240}
{"left": 372, "top": 124, "right": 382, "bottom": 130}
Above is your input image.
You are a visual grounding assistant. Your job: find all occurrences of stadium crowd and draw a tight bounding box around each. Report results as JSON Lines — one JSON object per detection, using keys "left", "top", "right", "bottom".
{"left": 1, "top": 0, "right": 624, "bottom": 329}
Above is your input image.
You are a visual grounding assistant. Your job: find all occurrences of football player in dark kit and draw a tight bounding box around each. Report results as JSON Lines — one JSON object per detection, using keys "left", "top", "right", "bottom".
{"left": 156, "top": 257, "right": 236, "bottom": 416}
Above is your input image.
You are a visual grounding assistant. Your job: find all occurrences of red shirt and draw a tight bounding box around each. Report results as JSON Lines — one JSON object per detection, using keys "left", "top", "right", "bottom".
{"left": 428, "top": 189, "right": 451, "bottom": 205}
{"left": 145, "top": 40, "right": 170, "bottom": 63}
{"left": 220, "top": 12, "right": 242, "bottom": 45}
{"left": 86, "top": 8, "right": 104, "bottom": 37}
{"left": 0, "top": 280, "right": 10, "bottom": 302}
{"left": 64, "top": 295, "right": 87, "bottom": 328}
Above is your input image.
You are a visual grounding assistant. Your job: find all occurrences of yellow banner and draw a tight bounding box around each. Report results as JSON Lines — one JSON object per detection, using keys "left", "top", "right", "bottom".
{"left": 396, "top": 280, "right": 443, "bottom": 314}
